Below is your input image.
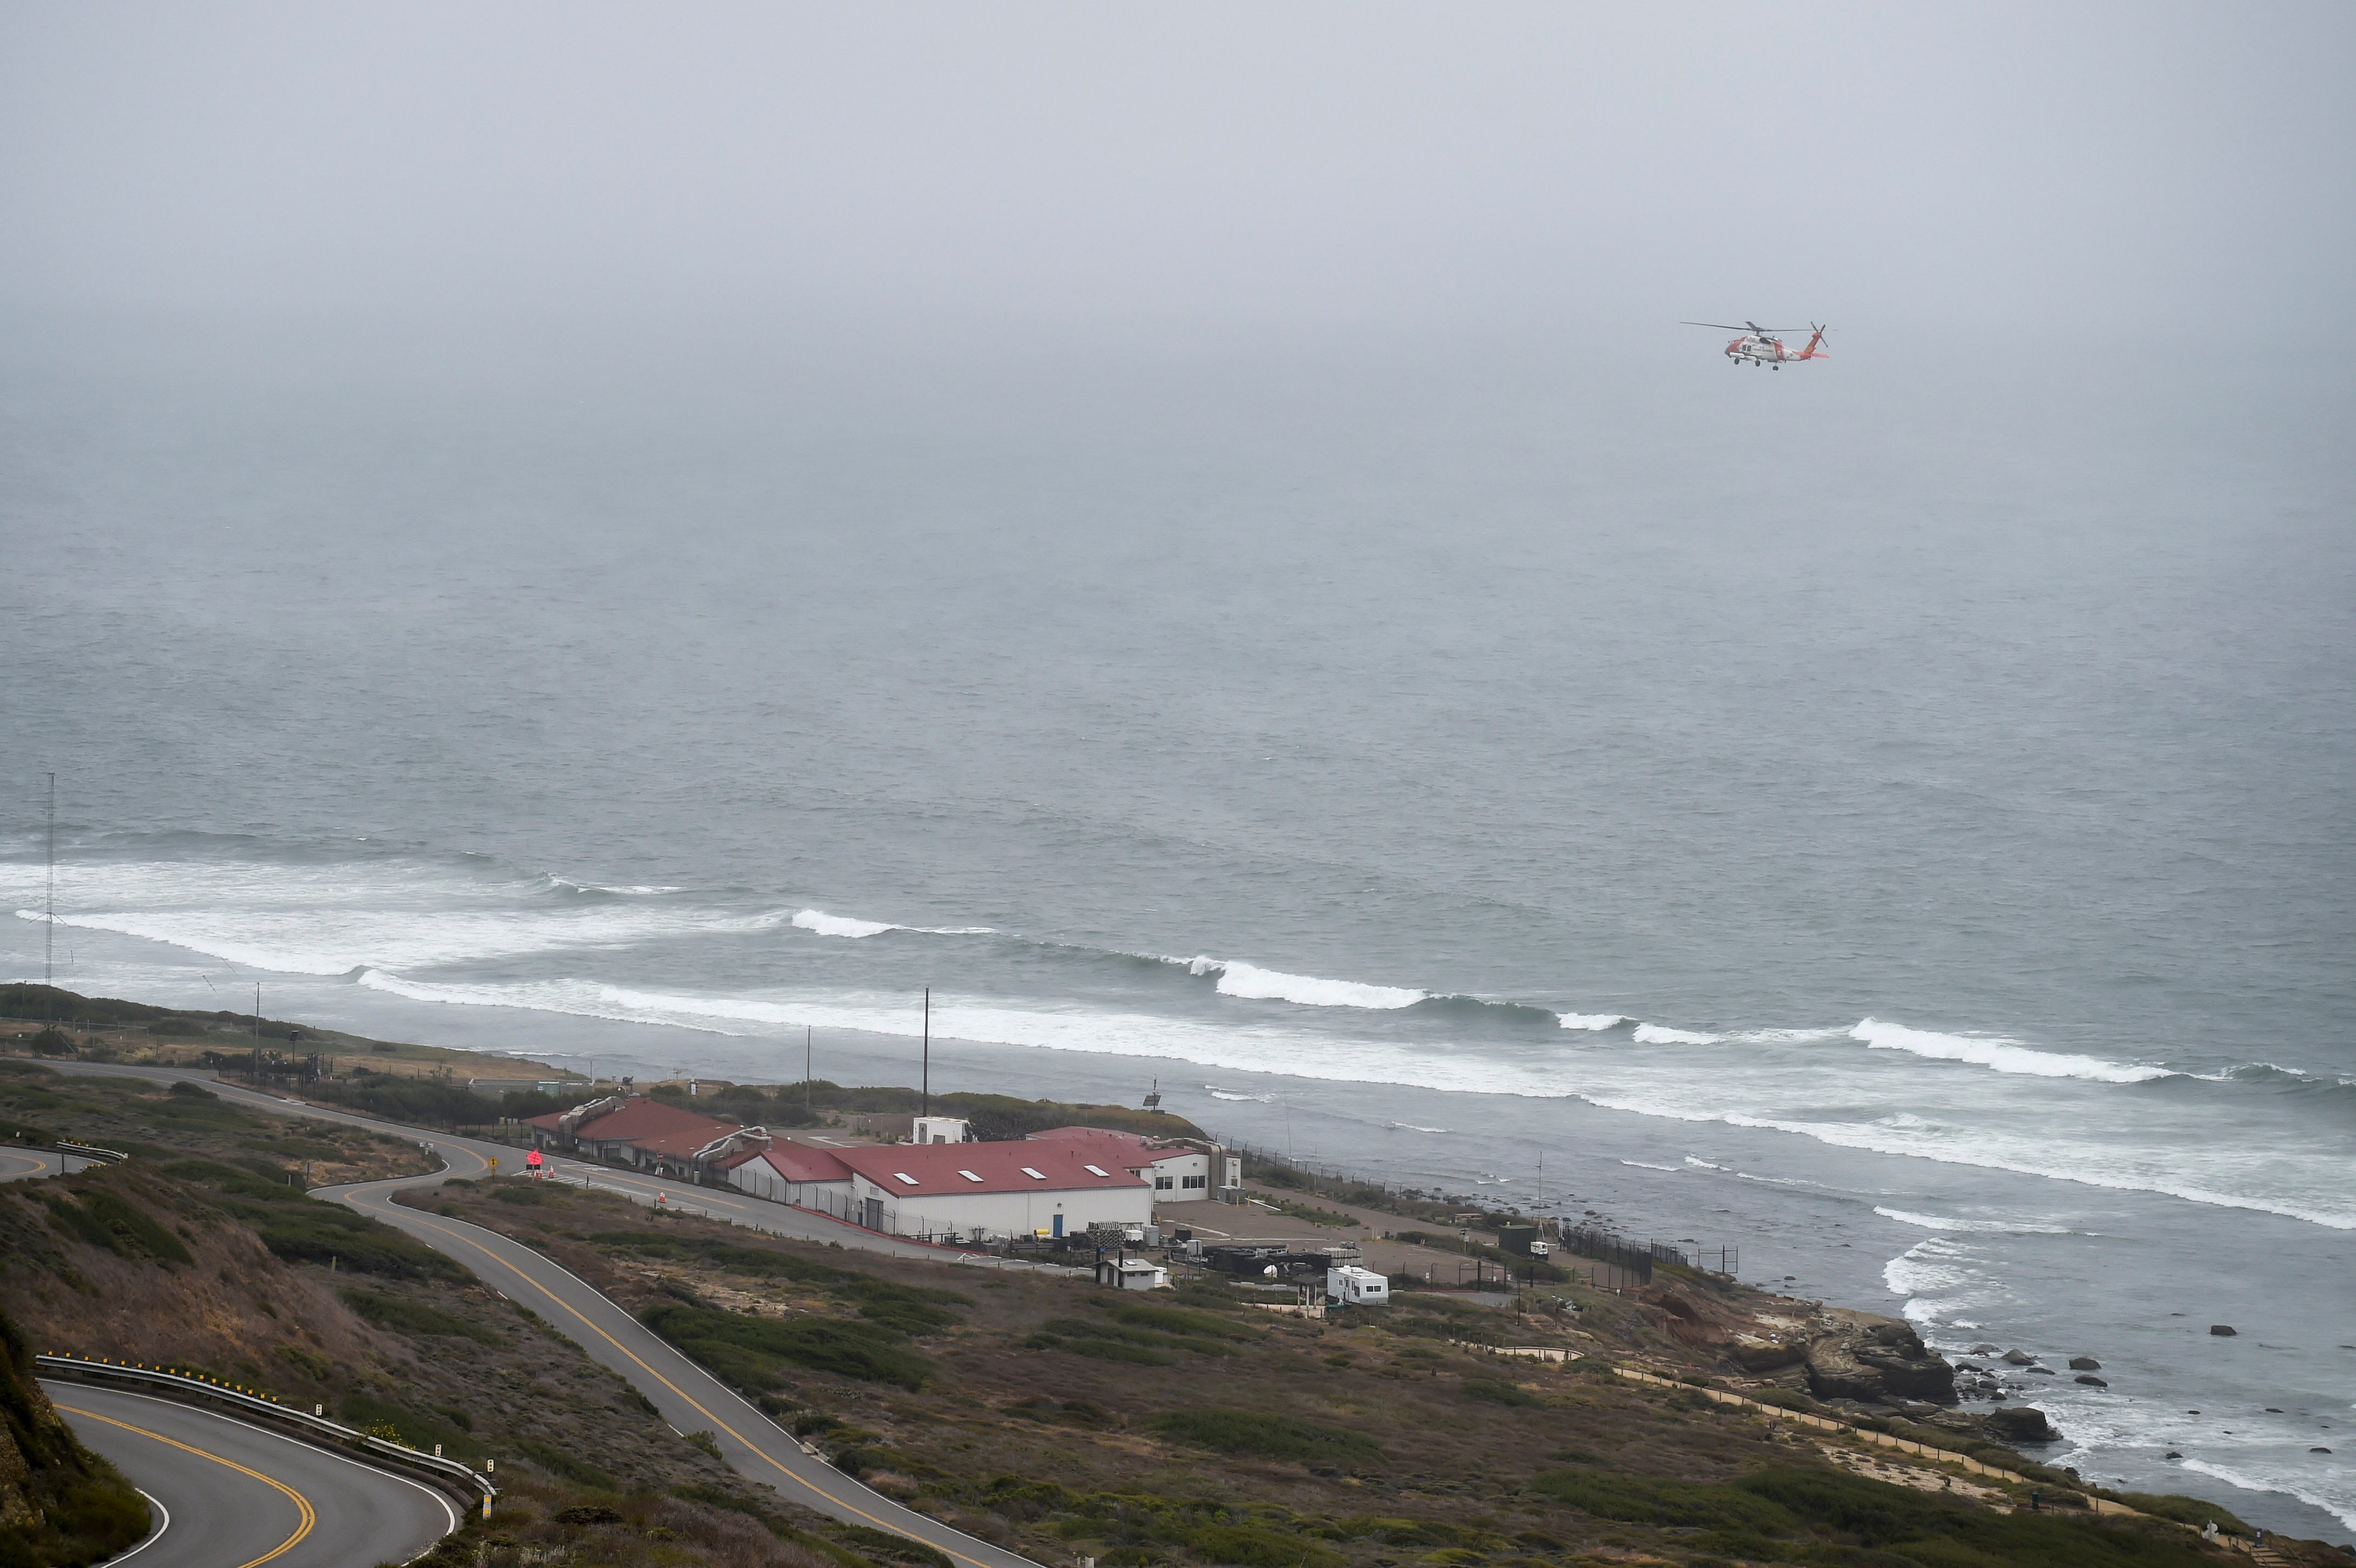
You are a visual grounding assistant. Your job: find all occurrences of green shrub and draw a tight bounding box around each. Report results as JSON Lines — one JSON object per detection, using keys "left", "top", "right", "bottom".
{"left": 340, "top": 1286, "right": 506, "bottom": 1345}
{"left": 602, "top": 1231, "right": 846, "bottom": 1285}
{"left": 338, "top": 1392, "right": 478, "bottom": 1458}
{"left": 1184, "top": 1524, "right": 1344, "bottom": 1568}
{"left": 833, "top": 1523, "right": 952, "bottom": 1567}
{"left": 489, "top": 1182, "right": 569, "bottom": 1207}
{"left": 1092, "top": 1300, "right": 1265, "bottom": 1342}
{"left": 2114, "top": 1492, "right": 2251, "bottom": 1535}
{"left": 1531, "top": 1468, "right": 1791, "bottom": 1534}
{"left": 1462, "top": 1378, "right": 1539, "bottom": 1407}
{"left": 276, "top": 1344, "right": 333, "bottom": 1379}
{"left": 1026, "top": 1333, "right": 1171, "bottom": 1366}
{"left": 44, "top": 1190, "right": 193, "bottom": 1265}
{"left": 241, "top": 1201, "right": 462, "bottom": 1279}
{"left": 641, "top": 1303, "right": 934, "bottom": 1391}
{"left": 1149, "top": 1410, "right": 1382, "bottom": 1466}
{"left": 513, "top": 1436, "right": 617, "bottom": 1491}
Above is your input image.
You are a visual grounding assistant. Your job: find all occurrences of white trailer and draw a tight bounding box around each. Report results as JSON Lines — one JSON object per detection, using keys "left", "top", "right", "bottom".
{"left": 1326, "top": 1265, "right": 1390, "bottom": 1307}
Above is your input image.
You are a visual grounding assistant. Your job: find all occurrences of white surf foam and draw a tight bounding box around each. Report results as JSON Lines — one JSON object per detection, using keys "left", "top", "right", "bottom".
{"left": 1850, "top": 1017, "right": 2173, "bottom": 1083}
{"left": 19, "top": 904, "right": 726, "bottom": 976}
{"left": 1389, "top": 1122, "right": 1450, "bottom": 1134}
{"left": 791, "top": 909, "right": 895, "bottom": 938}
{"left": 2179, "top": 1458, "right": 2356, "bottom": 1534}
{"left": 1558, "top": 1013, "right": 1627, "bottom": 1031}
{"left": 1874, "top": 1206, "right": 2071, "bottom": 1235}
{"left": 188, "top": 932, "right": 2337, "bottom": 1243}
{"left": 1632, "top": 1023, "right": 1720, "bottom": 1045}
{"left": 1206, "top": 1088, "right": 1275, "bottom": 1103}
{"left": 1189, "top": 957, "right": 1424, "bottom": 1010}
{"left": 1882, "top": 1236, "right": 1979, "bottom": 1327}
{"left": 1620, "top": 1159, "right": 1681, "bottom": 1173}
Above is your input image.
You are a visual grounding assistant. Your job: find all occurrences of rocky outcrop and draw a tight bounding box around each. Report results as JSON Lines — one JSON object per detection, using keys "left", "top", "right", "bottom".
{"left": 1805, "top": 1319, "right": 1958, "bottom": 1406}
{"left": 2067, "top": 1356, "right": 2100, "bottom": 1371}
{"left": 2209, "top": 1324, "right": 2236, "bottom": 1336}
{"left": 1986, "top": 1405, "right": 2056, "bottom": 1443}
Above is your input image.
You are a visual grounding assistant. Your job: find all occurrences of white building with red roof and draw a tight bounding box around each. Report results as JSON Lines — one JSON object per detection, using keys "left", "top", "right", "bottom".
{"left": 523, "top": 1095, "right": 743, "bottom": 1173}
{"left": 823, "top": 1139, "right": 1150, "bottom": 1242}
{"left": 1027, "top": 1126, "right": 1215, "bottom": 1202}
{"left": 724, "top": 1141, "right": 856, "bottom": 1207}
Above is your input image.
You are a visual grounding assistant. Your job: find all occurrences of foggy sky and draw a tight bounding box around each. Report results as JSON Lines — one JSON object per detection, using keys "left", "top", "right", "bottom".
{"left": 3, "top": 2, "right": 2351, "bottom": 340}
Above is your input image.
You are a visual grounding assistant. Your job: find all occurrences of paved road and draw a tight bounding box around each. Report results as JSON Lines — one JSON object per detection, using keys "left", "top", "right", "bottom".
{"left": 45, "top": 1380, "right": 454, "bottom": 1568}
{"left": 0, "top": 1144, "right": 67, "bottom": 1181}
{"left": 47, "top": 1061, "right": 1047, "bottom": 1568}
{"left": 42, "top": 1061, "right": 1073, "bottom": 1271}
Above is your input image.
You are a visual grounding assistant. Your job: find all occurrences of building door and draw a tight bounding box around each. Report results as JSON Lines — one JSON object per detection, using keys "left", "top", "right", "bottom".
{"left": 863, "top": 1196, "right": 884, "bottom": 1231}
{"left": 1051, "top": 1213, "right": 1064, "bottom": 1239}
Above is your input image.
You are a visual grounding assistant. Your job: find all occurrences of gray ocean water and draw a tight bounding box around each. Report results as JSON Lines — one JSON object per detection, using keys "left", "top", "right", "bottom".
{"left": 4, "top": 320, "right": 2351, "bottom": 1539}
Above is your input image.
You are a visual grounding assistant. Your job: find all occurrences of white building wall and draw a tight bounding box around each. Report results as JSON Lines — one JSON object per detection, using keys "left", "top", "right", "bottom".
{"left": 724, "top": 1162, "right": 852, "bottom": 1209}
{"left": 1144, "top": 1152, "right": 1212, "bottom": 1202}
{"left": 849, "top": 1173, "right": 1151, "bottom": 1239}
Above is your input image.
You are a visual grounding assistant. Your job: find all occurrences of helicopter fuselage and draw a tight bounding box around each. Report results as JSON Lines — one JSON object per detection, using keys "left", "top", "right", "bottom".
{"left": 1724, "top": 335, "right": 1817, "bottom": 365}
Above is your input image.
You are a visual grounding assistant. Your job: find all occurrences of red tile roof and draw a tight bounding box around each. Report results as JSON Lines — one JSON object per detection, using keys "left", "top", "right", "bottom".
{"left": 570, "top": 1097, "right": 738, "bottom": 1149}
{"left": 1027, "top": 1127, "right": 1195, "bottom": 1167}
{"left": 833, "top": 1140, "right": 1147, "bottom": 1197}
{"left": 755, "top": 1142, "right": 855, "bottom": 1185}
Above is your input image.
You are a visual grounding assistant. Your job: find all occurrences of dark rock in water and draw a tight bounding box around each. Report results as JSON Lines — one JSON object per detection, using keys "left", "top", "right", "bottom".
{"left": 2027, "top": 1366, "right": 2055, "bottom": 1375}
{"left": 2002, "top": 1348, "right": 2037, "bottom": 1365}
{"left": 1969, "top": 1342, "right": 2000, "bottom": 1355}
{"left": 1987, "top": 1405, "right": 2056, "bottom": 1443}
{"left": 2068, "top": 1356, "right": 2101, "bottom": 1371}
{"left": 2312, "top": 1447, "right": 2333, "bottom": 1454}
{"left": 1955, "top": 1361, "right": 1987, "bottom": 1372}
{"left": 2164, "top": 1451, "right": 2182, "bottom": 1459}
{"left": 2209, "top": 1324, "right": 2237, "bottom": 1336}
{"left": 2075, "top": 1374, "right": 2108, "bottom": 1387}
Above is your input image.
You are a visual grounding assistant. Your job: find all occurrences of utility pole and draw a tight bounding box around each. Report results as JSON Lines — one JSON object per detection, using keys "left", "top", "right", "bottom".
{"left": 806, "top": 1026, "right": 813, "bottom": 1115}
{"left": 921, "top": 988, "right": 930, "bottom": 1119}
{"left": 44, "top": 775, "right": 56, "bottom": 1036}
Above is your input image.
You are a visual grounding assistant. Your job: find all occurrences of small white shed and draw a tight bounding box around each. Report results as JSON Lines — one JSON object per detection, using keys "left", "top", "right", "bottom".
{"left": 1098, "top": 1256, "right": 1169, "bottom": 1291}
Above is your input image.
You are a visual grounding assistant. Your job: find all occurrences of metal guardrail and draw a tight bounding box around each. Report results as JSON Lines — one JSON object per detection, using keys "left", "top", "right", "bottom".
{"left": 55, "top": 1142, "right": 130, "bottom": 1165}
{"left": 36, "top": 1353, "right": 497, "bottom": 1512}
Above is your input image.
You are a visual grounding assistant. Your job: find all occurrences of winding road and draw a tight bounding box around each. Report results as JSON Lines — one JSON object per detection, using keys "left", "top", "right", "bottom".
{"left": 43, "top": 1380, "right": 454, "bottom": 1568}
{"left": 47, "top": 1061, "right": 1047, "bottom": 1568}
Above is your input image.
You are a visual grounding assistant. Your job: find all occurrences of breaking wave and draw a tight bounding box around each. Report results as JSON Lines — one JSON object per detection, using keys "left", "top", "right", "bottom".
{"left": 1850, "top": 1018, "right": 2173, "bottom": 1083}
{"left": 1873, "top": 1206, "right": 2072, "bottom": 1235}
{"left": 1633, "top": 1023, "right": 1720, "bottom": 1045}
{"left": 1187, "top": 956, "right": 1423, "bottom": 1010}
{"left": 1559, "top": 1013, "right": 1628, "bottom": 1031}
{"left": 790, "top": 908, "right": 996, "bottom": 940}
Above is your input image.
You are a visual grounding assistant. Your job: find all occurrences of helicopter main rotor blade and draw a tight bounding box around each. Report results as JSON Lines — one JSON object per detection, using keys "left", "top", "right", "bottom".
{"left": 1681, "top": 322, "right": 1754, "bottom": 330}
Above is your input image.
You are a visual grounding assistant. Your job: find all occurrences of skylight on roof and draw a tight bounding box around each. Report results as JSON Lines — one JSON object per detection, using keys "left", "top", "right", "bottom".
{"left": 1020, "top": 1166, "right": 1046, "bottom": 1180}
{"left": 1083, "top": 1163, "right": 1110, "bottom": 1177}
{"left": 958, "top": 1169, "right": 983, "bottom": 1183}
{"left": 893, "top": 1172, "right": 919, "bottom": 1186}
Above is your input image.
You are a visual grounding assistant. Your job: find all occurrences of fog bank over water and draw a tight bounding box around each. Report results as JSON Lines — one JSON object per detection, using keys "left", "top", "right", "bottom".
{"left": 5, "top": 4, "right": 2353, "bottom": 336}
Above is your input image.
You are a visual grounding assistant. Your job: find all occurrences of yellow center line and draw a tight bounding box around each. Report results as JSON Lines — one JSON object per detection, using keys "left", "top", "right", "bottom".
{"left": 58, "top": 1404, "right": 317, "bottom": 1568}
{"left": 368, "top": 1185, "right": 1004, "bottom": 1568}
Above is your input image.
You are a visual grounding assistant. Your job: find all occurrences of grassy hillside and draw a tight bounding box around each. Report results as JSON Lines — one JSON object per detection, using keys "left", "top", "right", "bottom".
{"left": 0, "top": 1307, "right": 148, "bottom": 1568}
{"left": 0, "top": 1063, "right": 956, "bottom": 1568}
{"left": 411, "top": 1178, "right": 2265, "bottom": 1568}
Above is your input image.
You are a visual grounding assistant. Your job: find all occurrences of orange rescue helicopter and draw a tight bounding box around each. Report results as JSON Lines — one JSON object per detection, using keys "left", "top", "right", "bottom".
{"left": 1683, "top": 320, "right": 1830, "bottom": 368}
